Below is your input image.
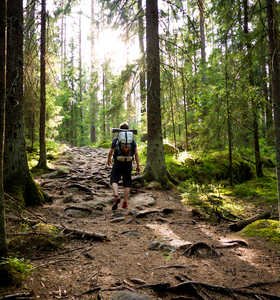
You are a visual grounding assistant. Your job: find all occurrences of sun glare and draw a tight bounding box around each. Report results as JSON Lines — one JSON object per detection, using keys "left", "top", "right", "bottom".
{"left": 95, "top": 28, "right": 140, "bottom": 73}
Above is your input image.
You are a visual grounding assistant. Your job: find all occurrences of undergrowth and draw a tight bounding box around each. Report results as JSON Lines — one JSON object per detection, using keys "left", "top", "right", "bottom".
{"left": 0, "top": 257, "right": 33, "bottom": 285}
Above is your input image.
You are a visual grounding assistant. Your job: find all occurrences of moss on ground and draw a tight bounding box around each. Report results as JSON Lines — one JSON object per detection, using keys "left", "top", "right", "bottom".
{"left": 241, "top": 220, "right": 280, "bottom": 244}
{"left": 165, "top": 150, "right": 254, "bottom": 185}
{"left": 225, "top": 171, "right": 278, "bottom": 206}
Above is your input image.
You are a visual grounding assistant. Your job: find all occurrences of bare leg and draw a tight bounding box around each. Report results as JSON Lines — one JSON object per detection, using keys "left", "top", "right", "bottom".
{"left": 112, "top": 183, "right": 119, "bottom": 197}
{"left": 123, "top": 187, "right": 130, "bottom": 204}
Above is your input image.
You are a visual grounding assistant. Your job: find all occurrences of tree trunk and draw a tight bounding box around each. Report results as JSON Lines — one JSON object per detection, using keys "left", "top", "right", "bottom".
{"left": 5, "top": 0, "right": 44, "bottom": 206}
{"left": 60, "top": 0, "right": 64, "bottom": 79}
{"left": 198, "top": 0, "right": 206, "bottom": 81}
{"left": 0, "top": 0, "right": 8, "bottom": 258}
{"left": 37, "top": 0, "right": 47, "bottom": 169}
{"left": 266, "top": 0, "right": 280, "bottom": 220}
{"left": 180, "top": 69, "right": 188, "bottom": 150}
{"left": 90, "top": 0, "right": 97, "bottom": 143}
{"left": 225, "top": 36, "right": 233, "bottom": 186}
{"left": 144, "top": 0, "right": 169, "bottom": 186}
{"left": 137, "top": 0, "right": 146, "bottom": 115}
{"left": 102, "top": 65, "right": 106, "bottom": 137}
{"left": 169, "top": 84, "right": 176, "bottom": 149}
{"left": 243, "top": 0, "right": 263, "bottom": 177}
{"left": 78, "top": 12, "right": 84, "bottom": 146}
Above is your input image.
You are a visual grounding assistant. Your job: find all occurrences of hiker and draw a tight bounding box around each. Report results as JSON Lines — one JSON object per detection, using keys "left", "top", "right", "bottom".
{"left": 106, "top": 122, "right": 140, "bottom": 210}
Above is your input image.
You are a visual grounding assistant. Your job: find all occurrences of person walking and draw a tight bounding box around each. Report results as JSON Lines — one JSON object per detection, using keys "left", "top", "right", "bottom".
{"left": 106, "top": 122, "right": 140, "bottom": 210}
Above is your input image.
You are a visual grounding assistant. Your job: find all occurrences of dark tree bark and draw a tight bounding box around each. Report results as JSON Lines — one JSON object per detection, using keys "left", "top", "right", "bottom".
{"left": 137, "top": 0, "right": 146, "bottom": 115}
{"left": 78, "top": 11, "right": 85, "bottom": 146}
{"left": 243, "top": 0, "right": 263, "bottom": 177}
{"left": 5, "top": 0, "right": 44, "bottom": 206}
{"left": 144, "top": 0, "right": 169, "bottom": 186}
{"left": 267, "top": 0, "right": 280, "bottom": 219}
{"left": 37, "top": 0, "right": 47, "bottom": 168}
{"left": 225, "top": 36, "right": 233, "bottom": 186}
{"left": 0, "top": 0, "right": 8, "bottom": 258}
{"left": 90, "top": 0, "right": 97, "bottom": 143}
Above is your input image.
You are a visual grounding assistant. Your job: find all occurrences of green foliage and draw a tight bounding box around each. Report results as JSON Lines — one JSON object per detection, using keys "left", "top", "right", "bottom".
{"left": 227, "top": 171, "right": 278, "bottom": 205}
{"left": 166, "top": 150, "right": 253, "bottom": 184}
{"left": 94, "top": 140, "right": 112, "bottom": 149}
{"left": 181, "top": 182, "right": 244, "bottom": 221}
{"left": 0, "top": 257, "right": 33, "bottom": 284}
{"left": 241, "top": 220, "right": 280, "bottom": 245}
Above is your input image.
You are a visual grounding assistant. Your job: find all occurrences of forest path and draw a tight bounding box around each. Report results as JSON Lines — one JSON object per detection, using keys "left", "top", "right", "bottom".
{"left": 12, "top": 146, "right": 280, "bottom": 299}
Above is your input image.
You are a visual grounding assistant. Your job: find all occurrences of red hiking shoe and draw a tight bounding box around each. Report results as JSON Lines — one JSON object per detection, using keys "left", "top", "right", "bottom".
{"left": 112, "top": 196, "right": 120, "bottom": 210}
{"left": 122, "top": 201, "right": 128, "bottom": 209}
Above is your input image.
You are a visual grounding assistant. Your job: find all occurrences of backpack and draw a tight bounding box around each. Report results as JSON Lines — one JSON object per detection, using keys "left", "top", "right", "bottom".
{"left": 115, "top": 131, "right": 135, "bottom": 162}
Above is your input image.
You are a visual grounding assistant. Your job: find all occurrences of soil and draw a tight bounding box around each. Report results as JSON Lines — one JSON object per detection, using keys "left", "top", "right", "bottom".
{"left": 1, "top": 146, "right": 280, "bottom": 300}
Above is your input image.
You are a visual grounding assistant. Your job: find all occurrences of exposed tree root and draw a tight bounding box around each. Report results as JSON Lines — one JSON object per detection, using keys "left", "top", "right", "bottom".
{"left": 183, "top": 242, "right": 220, "bottom": 258}
{"left": 167, "top": 281, "right": 280, "bottom": 300}
{"left": 239, "top": 280, "right": 280, "bottom": 289}
{"left": 215, "top": 239, "right": 248, "bottom": 249}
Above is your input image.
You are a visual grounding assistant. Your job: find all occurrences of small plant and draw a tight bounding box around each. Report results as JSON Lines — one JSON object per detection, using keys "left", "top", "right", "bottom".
{"left": 0, "top": 257, "right": 33, "bottom": 284}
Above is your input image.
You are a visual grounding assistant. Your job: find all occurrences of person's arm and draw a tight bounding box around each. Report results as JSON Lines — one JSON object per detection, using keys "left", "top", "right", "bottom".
{"left": 134, "top": 148, "right": 140, "bottom": 174}
{"left": 107, "top": 148, "right": 114, "bottom": 166}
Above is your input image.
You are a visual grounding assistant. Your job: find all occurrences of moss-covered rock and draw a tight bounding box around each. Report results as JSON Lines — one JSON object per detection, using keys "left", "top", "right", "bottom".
{"left": 9, "top": 233, "right": 63, "bottom": 253}
{"left": 241, "top": 219, "right": 280, "bottom": 244}
{"left": 163, "top": 143, "right": 178, "bottom": 155}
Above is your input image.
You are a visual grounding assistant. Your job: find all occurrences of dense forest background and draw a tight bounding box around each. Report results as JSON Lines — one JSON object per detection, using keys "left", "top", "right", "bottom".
{"left": 19, "top": 0, "right": 280, "bottom": 180}
{"left": 1, "top": 0, "right": 280, "bottom": 264}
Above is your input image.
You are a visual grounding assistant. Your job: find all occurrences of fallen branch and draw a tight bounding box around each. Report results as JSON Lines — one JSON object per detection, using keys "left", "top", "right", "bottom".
{"left": 78, "top": 286, "right": 101, "bottom": 296}
{"left": 55, "top": 224, "right": 108, "bottom": 241}
{"left": 229, "top": 211, "right": 271, "bottom": 232}
{"left": 101, "top": 286, "right": 135, "bottom": 292}
{"left": 0, "top": 292, "right": 33, "bottom": 299}
{"left": 34, "top": 258, "right": 74, "bottom": 269}
{"left": 151, "top": 265, "right": 191, "bottom": 270}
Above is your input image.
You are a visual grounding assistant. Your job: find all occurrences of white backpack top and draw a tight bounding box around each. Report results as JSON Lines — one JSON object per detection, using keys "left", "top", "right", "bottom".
{"left": 118, "top": 131, "right": 133, "bottom": 144}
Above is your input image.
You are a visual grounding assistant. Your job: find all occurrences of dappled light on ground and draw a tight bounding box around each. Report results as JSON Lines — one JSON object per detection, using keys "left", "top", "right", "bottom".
{"left": 146, "top": 223, "right": 192, "bottom": 248}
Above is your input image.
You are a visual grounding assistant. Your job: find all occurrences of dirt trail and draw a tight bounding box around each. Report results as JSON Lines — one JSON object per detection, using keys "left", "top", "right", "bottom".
{"left": 3, "top": 146, "right": 280, "bottom": 299}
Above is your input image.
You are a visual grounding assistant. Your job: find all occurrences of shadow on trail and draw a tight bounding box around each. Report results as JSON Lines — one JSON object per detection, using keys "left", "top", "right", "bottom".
{"left": 27, "top": 145, "right": 280, "bottom": 300}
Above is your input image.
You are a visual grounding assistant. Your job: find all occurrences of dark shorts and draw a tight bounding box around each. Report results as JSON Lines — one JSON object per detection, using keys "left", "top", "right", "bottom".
{"left": 110, "top": 161, "right": 132, "bottom": 187}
